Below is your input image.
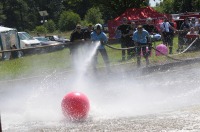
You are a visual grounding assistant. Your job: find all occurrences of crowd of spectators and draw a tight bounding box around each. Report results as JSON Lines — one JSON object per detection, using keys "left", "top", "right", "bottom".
{"left": 68, "top": 16, "right": 200, "bottom": 71}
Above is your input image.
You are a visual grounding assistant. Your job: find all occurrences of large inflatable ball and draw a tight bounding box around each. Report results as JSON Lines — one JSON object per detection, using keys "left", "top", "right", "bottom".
{"left": 61, "top": 92, "right": 90, "bottom": 120}
{"left": 156, "top": 44, "right": 168, "bottom": 56}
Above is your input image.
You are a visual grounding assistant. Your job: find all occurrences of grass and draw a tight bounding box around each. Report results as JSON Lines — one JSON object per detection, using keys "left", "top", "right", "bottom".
{"left": 0, "top": 36, "right": 200, "bottom": 81}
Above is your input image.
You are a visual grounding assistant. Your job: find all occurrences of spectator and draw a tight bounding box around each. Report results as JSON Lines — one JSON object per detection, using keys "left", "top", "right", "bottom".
{"left": 168, "top": 17, "right": 175, "bottom": 54}
{"left": 177, "top": 26, "right": 189, "bottom": 51}
{"left": 83, "top": 24, "right": 93, "bottom": 41}
{"left": 143, "top": 17, "right": 158, "bottom": 34}
{"left": 143, "top": 17, "right": 158, "bottom": 54}
{"left": 116, "top": 17, "right": 131, "bottom": 61}
{"left": 187, "top": 27, "right": 198, "bottom": 35}
{"left": 128, "top": 21, "right": 137, "bottom": 58}
{"left": 195, "top": 18, "right": 200, "bottom": 34}
{"left": 180, "top": 17, "right": 190, "bottom": 30}
{"left": 91, "top": 23, "right": 110, "bottom": 72}
{"left": 186, "top": 27, "right": 199, "bottom": 49}
{"left": 189, "top": 17, "right": 197, "bottom": 28}
{"left": 133, "top": 25, "right": 150, "bottom": 67}
{"left": 177, "top": 17, "right": 190, "bottom": 52}
{"left": 69, "top": 24, "right": 84, "bottom": 65}
{"left": 160, "top": 17, "right": 177, "bottom": 54}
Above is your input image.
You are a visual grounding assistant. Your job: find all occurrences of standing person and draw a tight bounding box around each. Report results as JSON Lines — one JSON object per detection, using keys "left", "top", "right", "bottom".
{"left": 160, "top": 17, "right": 177, "bottom": 54}
{"left": 116, "top": 17, "right": 131, "bottom": 61}
{"left": 143, "top": 17, "right": 159, "bottom": 54}
{"left": 128, "top": 21, "right": 137, "bottom": 59}
{"left": 133, "top": 25, "right": 150, "bottom": 67}
{"left": 189, "top": 17, "right": 197, "bottom": 29}
{"left": 69, "top": 24, "right": 84, "bottom": 66}
{"left": 143, "top": 17, "right": 158, "bottom": 34}
{"left": 195, "top": 18, "right": 200, "bottom": 34}
{"left": 177, "top": 26, "right": 189, "bottom": 51}
{"left": 91, "top": 23, "right": 110, "bottom": 72}
{"left": 83, "top": 24, "right": 93, "bottom": 51}
{"left": 180, "top": 17, "right": 190, "bottom": 30}
{"left": 177, "top": 17, "right": 190, "bottom": 51}
{"left": 83, "top": 24, "right": 93, "bottom": 41}
{"left": 168, "top": 17, "right": 175, "bottom": 54}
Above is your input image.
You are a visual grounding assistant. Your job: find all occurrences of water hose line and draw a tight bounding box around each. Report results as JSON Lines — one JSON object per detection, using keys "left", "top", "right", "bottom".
{"left": 105, "top": 37, "right": 198, "bottom": 62}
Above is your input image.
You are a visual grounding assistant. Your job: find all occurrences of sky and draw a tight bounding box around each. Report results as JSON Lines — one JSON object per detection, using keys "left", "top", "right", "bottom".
{"left": 149, "top": 0, "right": 161, "bottom": 7}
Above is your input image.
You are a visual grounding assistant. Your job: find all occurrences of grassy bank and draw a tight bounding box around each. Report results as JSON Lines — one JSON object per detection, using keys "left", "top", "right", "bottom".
{"left": 0, "top": 36, "right": 200, "bottom": 81}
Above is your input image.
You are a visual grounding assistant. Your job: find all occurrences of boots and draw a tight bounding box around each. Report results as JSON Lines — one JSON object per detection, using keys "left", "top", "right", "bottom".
{"left": 169, "top": 47, "right": 172, "bottom": 54}
{"left": 146, "top": 57, "right": 149, "bottom": 67}
{"left": 137, "top": 57, "right": 141, "bottom": 68}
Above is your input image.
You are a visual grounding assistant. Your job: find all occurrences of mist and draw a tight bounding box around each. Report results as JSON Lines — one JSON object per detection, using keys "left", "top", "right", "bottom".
{"left": 1, "top": 42, "right": 200, "bottom": 131}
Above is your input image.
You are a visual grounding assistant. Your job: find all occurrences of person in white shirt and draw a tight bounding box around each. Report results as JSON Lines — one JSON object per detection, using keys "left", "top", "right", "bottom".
{"left": 160, "top": 17, "right": 177, "bottom": 54}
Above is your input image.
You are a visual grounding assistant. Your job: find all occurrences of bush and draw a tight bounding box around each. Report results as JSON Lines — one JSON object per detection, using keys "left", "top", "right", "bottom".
{"left": 58, "top": 11, "right": 81, "bottom": 31}
{"left": 84, "top": 7, "right": 104, "bottom": 25}
{"left": 44, "top": 20, "right": 56, "bottom": 33}
{"left": 34, "top": 26, "right": 47, "bottom": 34}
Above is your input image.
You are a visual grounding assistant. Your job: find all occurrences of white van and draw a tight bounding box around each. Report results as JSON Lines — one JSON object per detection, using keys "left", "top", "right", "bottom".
{"left": 18, "top": 32, "right": 41, "bottom": 48}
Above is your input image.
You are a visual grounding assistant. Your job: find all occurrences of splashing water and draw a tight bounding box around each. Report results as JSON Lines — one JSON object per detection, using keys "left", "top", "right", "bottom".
{"left": 2, "top": 47, "right": 200, "bottom": 131}
{"left": 74, "top": 41, "right": 100, "bottom": 81}
{"left": 69, "top": 41, "right": 100, "bottom": 90}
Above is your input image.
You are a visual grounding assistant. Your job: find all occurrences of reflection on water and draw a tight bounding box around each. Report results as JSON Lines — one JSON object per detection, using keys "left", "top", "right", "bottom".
{"left": 1, "top": 62, "right": 200, "bottom": 131}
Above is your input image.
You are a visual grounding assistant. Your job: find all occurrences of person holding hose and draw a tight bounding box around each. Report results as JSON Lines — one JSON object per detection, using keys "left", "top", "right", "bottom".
{"left": 133, "top": 25, "right": 150, "bottom": 67}
{"left": 90, "top": 23, "right": 110, "bottom": 72}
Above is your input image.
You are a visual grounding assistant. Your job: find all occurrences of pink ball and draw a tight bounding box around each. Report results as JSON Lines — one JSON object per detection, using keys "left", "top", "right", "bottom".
{"left": 61, "top": 92, "right": 90, "bottom": 120}
{"left": 156, "top": 44, "right": 168, "bottom": 56}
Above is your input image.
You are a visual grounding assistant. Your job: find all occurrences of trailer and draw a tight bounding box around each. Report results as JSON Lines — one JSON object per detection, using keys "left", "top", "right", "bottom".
{"left": 0, "top": 26, "right": 20, "bottom": 60}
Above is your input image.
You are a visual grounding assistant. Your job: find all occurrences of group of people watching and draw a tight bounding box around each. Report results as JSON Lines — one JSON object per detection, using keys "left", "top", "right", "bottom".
{"left": 69, "top": 16, "right": 200, "bottom": 70}
{"left": 116, "top": 17, "right": 159, "bottom": 67}
{"left": 115, "top": 16, "right": 200, "bottom": 67}
{"left": 178, "top": 17, "right": 200, "bottom": 51}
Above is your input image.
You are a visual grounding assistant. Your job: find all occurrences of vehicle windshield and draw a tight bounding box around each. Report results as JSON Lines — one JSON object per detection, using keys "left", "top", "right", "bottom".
{"left": 18, "top": 32, "right": 33, "bottom": 40}
{"left": 35, "top": 37, "right": 49, "bottom": 42}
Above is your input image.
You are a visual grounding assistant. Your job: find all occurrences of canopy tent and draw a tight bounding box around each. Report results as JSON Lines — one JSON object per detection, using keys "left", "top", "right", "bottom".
{"left": 0, "top": 26, "right": 20, "bottom": 60}
{"left": 108, "top": 6, "right": 166, "bottom": 39}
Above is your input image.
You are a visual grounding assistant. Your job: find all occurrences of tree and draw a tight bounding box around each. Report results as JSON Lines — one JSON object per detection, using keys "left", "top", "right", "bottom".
{"left": 84, "top": 7, "right": 104, "bottom": 24}
{"left": 34, "top": 25, "right": 47, "bottom": 34}
{"left": 58, "top": 11, "right": 81, "bottom": 31}
{"left": 89, "top": 0, "right": 150, "bottom": 20}
{"left": 44, "top": 20, "right": 56, "bottom": 33}
{"left": 62, "top": 0, "right": 92, "bottom": 19}
{"left": 155, "top": 0, "right": 200, "bottom": 14}
{"left": 0, "top": 3, "right": 6, "bottom": 25}
{"left": 1, "top": 0, "right": 39, "bottom": 30}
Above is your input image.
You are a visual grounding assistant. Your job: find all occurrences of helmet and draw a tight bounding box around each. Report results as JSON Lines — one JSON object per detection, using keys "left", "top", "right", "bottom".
{"left": 94, "top": 23, "right": 102, "bottom": 30}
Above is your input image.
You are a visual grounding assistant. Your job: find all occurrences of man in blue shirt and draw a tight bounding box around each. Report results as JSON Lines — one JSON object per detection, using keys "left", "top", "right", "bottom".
{"left": 133, "top": 25, "right": 150, "bottom": 67}
{"left": 91, "top": 23, "right": 110, "bottom": 72}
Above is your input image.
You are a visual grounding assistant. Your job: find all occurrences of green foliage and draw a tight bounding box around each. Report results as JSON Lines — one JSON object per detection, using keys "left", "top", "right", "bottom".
{"left": 58, "top": 11, "right": 81, "bottom": 31}
{"left": 44, "top": 20, "right": 56, "bottom": 33}
{"left": 84, "top": 7, "right": 104, "bottom": 25}
{"left": 155, "top": 0, "right": 200, "bottom": 13}
{"left": 79, "top": 20, "right": 90, "bottom": 27}
{"left": 34, "top": 25, "right": 47, "bottom": 34}
{"left": 0, "top": 4, "right": 6, "bottom": 23}
{"left": 89, "top": 0, "right": 150, "bottom": 19}
{"left": 62, "top": 0, "right": 92, "bottom": 19}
